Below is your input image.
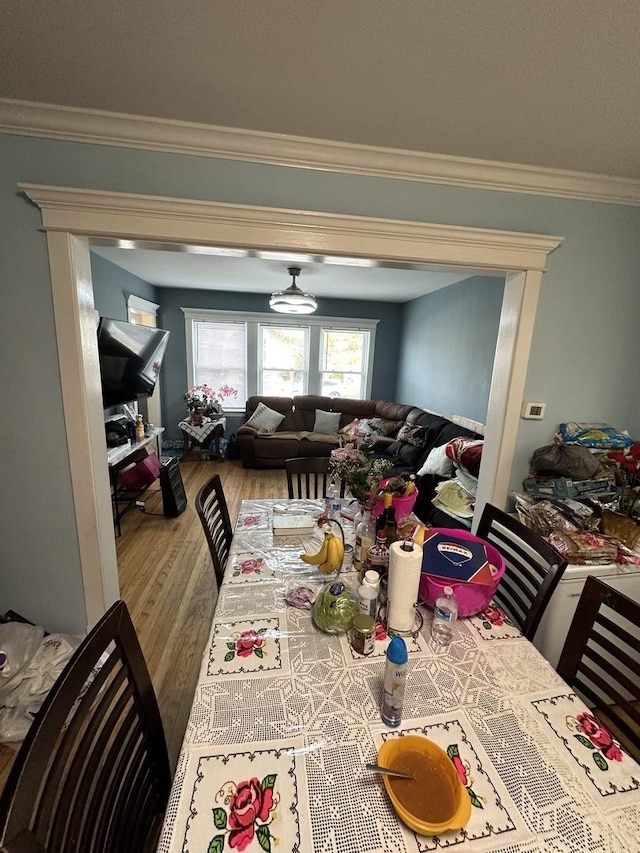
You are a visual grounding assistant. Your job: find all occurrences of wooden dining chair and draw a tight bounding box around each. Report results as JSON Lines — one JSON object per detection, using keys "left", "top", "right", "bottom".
{"left": 195, "top": 473, "right": 233, "bottom": 587}
{"left": 285, "top": 457, "right": 347, "bottom": 500}
{"left": 476, "top": 503, "right": 568, "bottom": 640}
{"left": 557, "top": 576, "right": 640, "bottom": 762}
{"left": 0, "top": 600, "right": 171, "bottom": 853}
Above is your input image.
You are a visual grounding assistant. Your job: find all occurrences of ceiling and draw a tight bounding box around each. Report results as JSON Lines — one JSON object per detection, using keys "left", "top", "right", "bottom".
{"left": 90, "top": 243, "right": 485, "bottom": 303}
{"left": 2, "top": 0, "right": 640, "bottom": 180}
{"left": 5, "top": 1, "right": 638, "bottom": 301}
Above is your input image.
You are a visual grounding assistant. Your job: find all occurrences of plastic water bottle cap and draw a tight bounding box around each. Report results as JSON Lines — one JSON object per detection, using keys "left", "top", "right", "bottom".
{"left": 386, "top": 635, "right": 408, "bottom": 664}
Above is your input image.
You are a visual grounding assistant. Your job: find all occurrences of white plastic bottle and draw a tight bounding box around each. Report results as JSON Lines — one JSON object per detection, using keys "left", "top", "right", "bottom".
{"left": 431, "top": 586, "right": 458, "bottom": 646}
{"left": 380, "top": 636, "right": 408, "bottom": 727}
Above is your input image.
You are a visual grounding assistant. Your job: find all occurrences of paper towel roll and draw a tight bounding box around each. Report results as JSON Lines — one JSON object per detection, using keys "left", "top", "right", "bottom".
{"left": 387, "top": 540, "right": 423, "bottom": 633}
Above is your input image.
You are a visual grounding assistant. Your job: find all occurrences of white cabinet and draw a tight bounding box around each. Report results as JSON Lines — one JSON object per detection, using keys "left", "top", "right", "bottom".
{"left": 533, "top": 562, "right": 640, "bottom": 668}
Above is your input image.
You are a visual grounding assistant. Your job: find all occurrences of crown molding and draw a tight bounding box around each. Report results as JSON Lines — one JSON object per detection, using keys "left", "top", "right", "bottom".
{"left": 19, "top": 184, "right": 563, "bottom": 271}
{"left": 5, "top": 99, "right": 639, "bottom": 206}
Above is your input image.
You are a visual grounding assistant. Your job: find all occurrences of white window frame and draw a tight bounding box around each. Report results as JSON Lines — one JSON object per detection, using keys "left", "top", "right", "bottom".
{"left": 182, "top": 308, "right": 378, "bottom": 406}
{"left": 257, "top": 323, "right": 311, "bottom": 396}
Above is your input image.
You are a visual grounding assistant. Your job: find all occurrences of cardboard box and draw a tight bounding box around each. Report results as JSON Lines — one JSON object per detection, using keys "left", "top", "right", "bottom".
{"left": 522, "top": 477, "right": 614, "bottom": 499}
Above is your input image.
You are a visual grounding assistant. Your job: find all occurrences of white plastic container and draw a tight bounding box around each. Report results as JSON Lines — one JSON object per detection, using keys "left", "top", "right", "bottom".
{"left": 362, "top": 570, "right": 380, "bottom": 595}
{"left": 431, "top": 586, "right": 458, "bottom": 646}
{"left": 357, "top": 584, "right": 378, "bottom": 618}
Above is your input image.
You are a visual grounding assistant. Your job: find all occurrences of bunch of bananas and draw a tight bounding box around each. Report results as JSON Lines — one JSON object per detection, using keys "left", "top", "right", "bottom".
{"left": 301, "top": 531, "right": 345, "bottom": 575}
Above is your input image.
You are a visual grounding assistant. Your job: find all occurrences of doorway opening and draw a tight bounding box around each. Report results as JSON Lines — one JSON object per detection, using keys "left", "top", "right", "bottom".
{"left": 21, "top": 183, "right": 563, "bottom": 627}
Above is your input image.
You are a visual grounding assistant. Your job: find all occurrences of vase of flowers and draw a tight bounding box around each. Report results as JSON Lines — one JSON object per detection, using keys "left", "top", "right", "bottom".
{"left": 328, "top": 443, "right": 394, "bottom": 509}
{"left": 184, "top": 384, "right": 238, "bottom": 421}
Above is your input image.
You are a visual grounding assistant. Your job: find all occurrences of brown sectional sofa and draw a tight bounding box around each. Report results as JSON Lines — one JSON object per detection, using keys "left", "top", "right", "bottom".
{"left": 236, "top": 395, "right": 483, "bottom": 528}
{"left": 237, "top": 395, "right": 419, "bottom": 469}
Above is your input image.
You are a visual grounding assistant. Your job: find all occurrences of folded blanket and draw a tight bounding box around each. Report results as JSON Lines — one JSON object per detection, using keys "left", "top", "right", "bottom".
{"left": 257, "top": 430, "right": 340, "bottom": 443}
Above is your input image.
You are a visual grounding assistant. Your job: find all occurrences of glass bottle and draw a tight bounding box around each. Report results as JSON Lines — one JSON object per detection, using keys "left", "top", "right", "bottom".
{"left": 431, "top": 586, "right": 458, "bottom": 646}
{"left": 384, "top": 503, "right": 398, "bottom": 546}
{"left": 354, "top": 509, "right": 375, "bottom": 575}
{"left": 135, "top": 414, "right": 145, "bottom": 442}
{"left": 366, "top": 530, "right": 389, "bottom": 575}
{"left": 381, "top": 635, "right": 408, "bottom": 727}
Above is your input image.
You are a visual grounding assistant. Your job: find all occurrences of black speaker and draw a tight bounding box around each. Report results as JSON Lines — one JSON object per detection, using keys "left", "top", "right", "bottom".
{"left": 159, "top": 457, "right": 187, "bottom": 517}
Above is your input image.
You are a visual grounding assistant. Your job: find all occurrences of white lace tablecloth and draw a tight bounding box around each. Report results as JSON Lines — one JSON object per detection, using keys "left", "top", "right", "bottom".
{"left": 158, "top": 499, "right": 640, "bottom": 853}
{"left": 178, "top": 417, "right": 226, "bottom": 443}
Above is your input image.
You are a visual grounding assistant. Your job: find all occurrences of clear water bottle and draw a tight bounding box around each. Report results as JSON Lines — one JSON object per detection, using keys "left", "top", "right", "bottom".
{"left": 324, "top": 481, "right": 337, "bottom": 517}
{"left": 381, "top": 635, "right": 408, "bottom": 727}
{"left": 431, "top": 586, "right": 458, "bottom": 646}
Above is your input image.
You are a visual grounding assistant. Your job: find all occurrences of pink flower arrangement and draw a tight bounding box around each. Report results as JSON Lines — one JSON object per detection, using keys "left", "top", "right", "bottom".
{"left": 184, "top": 383, "right": 238, "bottom": 414}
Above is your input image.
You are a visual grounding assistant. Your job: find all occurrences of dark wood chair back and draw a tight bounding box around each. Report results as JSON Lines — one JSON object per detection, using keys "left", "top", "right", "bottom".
{"left": 285, "top": 457, "right": 346, "bottom": 500}
{"left": 476, "top": 503, "right": 567, "bottom": 640}
{"left": 0, "top": 600, "right": 171, "bottom": 853}
{"left": 557, "top": 575, "right": 640, "bottom": 762}
{"left": 196, "top": 473, "right": 233, "bottom": 587}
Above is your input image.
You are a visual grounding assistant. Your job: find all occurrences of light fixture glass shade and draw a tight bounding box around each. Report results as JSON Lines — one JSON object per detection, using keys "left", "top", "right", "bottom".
{"left": 270, "top": 267, "right": 317, "bottom": 314}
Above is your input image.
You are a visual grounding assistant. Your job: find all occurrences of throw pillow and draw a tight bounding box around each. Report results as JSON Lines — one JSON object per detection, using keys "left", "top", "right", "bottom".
{"left": 369, "top": 416, "right": 400, "bottom": 437}
{"left": 396, "top": 423, "right": 428, "bottom": 447}
{"left": 445, "top": 437, "right": 484, "bottom": 478}
{"left": 417, "top": 444, "right": 455, "bottom": 478}
{"left": 245, "top": 402, "right": 286, "bottom": 434}
{"left": 313, "top": 409, "right": 341, "bottom": 434}
{"left": 339, "top": 418, "right": 358, "bottom": 435}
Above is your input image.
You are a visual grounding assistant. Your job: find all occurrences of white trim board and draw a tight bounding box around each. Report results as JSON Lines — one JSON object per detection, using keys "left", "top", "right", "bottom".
{"left": 2, "top": 99, "right": 640, "bottom": 207}
{"left": 20, "top": 184, "right": 562, "bottom": 626}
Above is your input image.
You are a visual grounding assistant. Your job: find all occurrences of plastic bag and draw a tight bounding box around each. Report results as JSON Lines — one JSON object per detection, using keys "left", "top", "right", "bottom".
{"left": 530, "top": 444, "right": 600, "bottom": 480}
{"left": 0, "top": 630, "right": 80, "bottom": 743}
{"left": 559, "top": 423, "right": 633, "bottom": 450}
{"left": 0, "top": 622, "right": 44, "bottom": 695}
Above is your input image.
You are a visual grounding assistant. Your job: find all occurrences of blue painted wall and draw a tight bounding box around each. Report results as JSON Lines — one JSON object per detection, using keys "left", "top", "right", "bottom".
{"left": 2, "top": 131, "right": 640, "bottom": 632}
{"left": 91, "top": 253, "right": 158, "bottom": 320}
{"left": 397, "top": 276, "right": 505, "bottom": 424}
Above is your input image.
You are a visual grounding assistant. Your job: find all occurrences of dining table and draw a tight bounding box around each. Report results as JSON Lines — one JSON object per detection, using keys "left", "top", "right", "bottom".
{"left": 157, "top": 498, "right": 640, "bottom": 853}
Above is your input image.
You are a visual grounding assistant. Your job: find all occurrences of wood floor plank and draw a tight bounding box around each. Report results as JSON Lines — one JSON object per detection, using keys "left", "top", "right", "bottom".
{"left": 0, "top": 459, "right": 288, "bottom": 790}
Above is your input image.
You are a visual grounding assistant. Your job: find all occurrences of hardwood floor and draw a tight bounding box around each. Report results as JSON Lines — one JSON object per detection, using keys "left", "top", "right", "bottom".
{"left": 116, "top": 456, "right": 288, "bottom": 772}
{"left": 0, "top": 458, "right": 287, "bottom": 793}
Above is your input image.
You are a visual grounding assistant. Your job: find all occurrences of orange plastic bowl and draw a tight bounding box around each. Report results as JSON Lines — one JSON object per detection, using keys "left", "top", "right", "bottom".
{"left": 378, "top": 734, "right": 471, "bottom": 835}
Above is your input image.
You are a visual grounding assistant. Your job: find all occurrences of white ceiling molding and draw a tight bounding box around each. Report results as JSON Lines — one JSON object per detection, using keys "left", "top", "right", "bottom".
{"left": 3, "top": 98, "right": 640, "bottom": 207}
{"left": 18, "top": 184, "right": 563, "bottom": 272}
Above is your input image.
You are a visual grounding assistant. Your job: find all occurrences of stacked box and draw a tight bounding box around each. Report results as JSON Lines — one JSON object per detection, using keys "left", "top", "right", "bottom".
{"left": 522, "top": 477, "right": 615, "bottom": 499}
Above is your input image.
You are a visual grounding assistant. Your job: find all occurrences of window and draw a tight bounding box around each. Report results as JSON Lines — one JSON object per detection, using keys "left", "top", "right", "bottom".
{"left": 190, "top": 319, "right": 247, "bottom": 407}
{"left": 320, "top": 329, "right": 369, "bottom": 398}
{"left": 259, "top": 325, "right": 309, "bottom": 396}
{"left": 184, "top": 309, "right": 377, "bottom": 408}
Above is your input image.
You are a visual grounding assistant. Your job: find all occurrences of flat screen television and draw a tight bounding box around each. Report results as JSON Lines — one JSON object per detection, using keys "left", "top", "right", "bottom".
{"left": 97, "top": 317, "right": 170, "bottom": 409}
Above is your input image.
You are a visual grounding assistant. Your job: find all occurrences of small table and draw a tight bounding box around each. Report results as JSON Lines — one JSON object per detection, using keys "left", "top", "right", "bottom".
{"left": 179, "top": 417, "right": 226, "bottom": 460}
{"left": 107, "top": 427, "right": 164, "bottom": 536}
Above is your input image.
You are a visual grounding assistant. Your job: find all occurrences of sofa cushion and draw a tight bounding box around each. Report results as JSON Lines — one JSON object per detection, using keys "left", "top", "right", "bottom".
{"left": 369, "top": 416, "right": 401, "bottom": 437}
{"left": 331, "top": 397, "right": 377, "bottom": 419}
{"left": 396, "top": 423, "right": 429, "bottom": 447}
{"left": 313, "top": 409, "right": 341, "bottom": 434}
{"left": 245, "top": 402, "right": 286, "bottom": 434}
{"left": 388, "top": 441, "right": 424, "bottom": 466}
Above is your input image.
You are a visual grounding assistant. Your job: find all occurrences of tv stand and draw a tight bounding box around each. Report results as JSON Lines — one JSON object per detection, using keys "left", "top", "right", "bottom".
{"left": 107, "top": 427, "right": 164, "bottom": 536}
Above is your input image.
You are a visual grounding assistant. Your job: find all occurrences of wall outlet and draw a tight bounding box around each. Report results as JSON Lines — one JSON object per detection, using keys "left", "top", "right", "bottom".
{"left": 521, "top": 401, "right": 546, "bottom": 420}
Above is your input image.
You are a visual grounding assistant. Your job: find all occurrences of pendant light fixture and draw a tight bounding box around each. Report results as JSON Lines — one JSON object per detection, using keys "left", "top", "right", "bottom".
{"left": 269, "top": 266, "right": 317, "bottom": 314}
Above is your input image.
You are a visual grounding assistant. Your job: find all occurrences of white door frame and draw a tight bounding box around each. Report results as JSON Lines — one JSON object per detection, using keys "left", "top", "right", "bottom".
{"left": 20, "top": 184, "right": 563, "bottom": 626}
